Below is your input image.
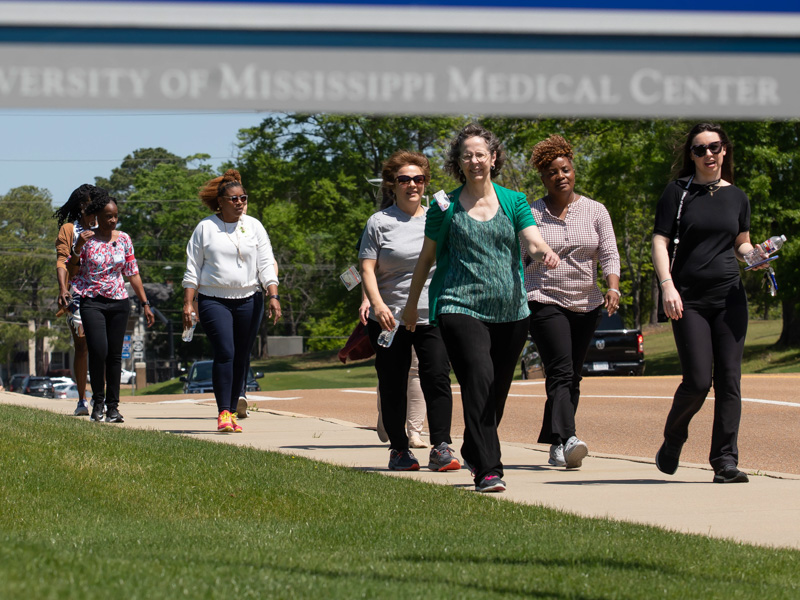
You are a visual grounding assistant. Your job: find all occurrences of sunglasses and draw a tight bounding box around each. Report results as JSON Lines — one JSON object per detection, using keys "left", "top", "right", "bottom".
{"left": 222, "top": 194, "right": 248, "bottom": 203}
{"left": 395, "top": 175, "right": 426, "bottom": 185}
{"left": 690, "top": 142, "right": 723, "bottom": 158}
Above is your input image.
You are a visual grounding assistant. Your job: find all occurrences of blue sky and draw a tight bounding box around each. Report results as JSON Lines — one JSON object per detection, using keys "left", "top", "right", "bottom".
{"left": 0, "top": 109, "right": 269, "bottom": 206}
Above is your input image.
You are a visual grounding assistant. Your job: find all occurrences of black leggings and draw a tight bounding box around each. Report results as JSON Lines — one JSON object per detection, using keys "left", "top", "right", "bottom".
{"left": 529, "top": 302, "right": 601, "bottom": 445}
{"left": 80, "top": 295, "right": 131, "bottom": 407}
{"left": 665, "top": 296, "right": 748, "bottom": 471}
{"left": 438, "top": 314, "right": 529, "bottom": 482}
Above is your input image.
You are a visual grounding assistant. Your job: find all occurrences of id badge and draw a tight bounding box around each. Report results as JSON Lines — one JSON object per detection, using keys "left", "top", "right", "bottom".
{"left": 433, "top": 190, "right": 451, "bottom": 211}
{"left": 340, "top": 265, "right": 361, "bottom": 290}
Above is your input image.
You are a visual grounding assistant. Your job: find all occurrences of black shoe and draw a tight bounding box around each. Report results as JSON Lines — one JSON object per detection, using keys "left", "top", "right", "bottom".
{"left": 105, "top": 406, "right": 124, "bottom": 423}
{"left": 656, "top": 440, "right": 682, "bottom": 475}
{"left": 713, "top": 465, "right": 749, "bottom": 484}
{"left": 90, "top": 401, "right": 105, "bottom": 422}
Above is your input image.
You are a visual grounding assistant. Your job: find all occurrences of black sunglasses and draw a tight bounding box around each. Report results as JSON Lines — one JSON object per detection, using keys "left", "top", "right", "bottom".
{"left": 222, "top": 194, "right": 248, "bottom": 203}
{"left": 395, "top": 175, "right": 426, "bottom": 185}
{"left": 690, "top": 142, "right": 723, "bottom": 158}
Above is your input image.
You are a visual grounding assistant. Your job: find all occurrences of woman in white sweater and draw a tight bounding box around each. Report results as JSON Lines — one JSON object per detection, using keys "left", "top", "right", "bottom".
{"left": 182, "top": 169, "right": 280, "bottom": 433}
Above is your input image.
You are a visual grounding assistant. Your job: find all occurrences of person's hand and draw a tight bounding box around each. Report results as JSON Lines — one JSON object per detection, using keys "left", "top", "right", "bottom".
{"left": 661, "top": 281, "right": 683, "bottom": 320}
{"left": 604, "top": 290, "right": 620, "bottom": 316}
{"left": 372, "top": 302, "right": 394, "bottom": 331}
{"left": 268, "top": 297, "right": 281, "bottom": 325}
{"left": 358, "top": 298, "right": 370, "bottom": 326}
{"left": 57, "top": 288, "right": 71, "bottom": 309}
{"left": 144, "top": 306, "right": 155, "bottom": 328}
{"left": 74, "top": 229, "right": 95, "bottom": 253}
{"left": 182, "top": 302, "right": 196, "bottom": 330}
{"left": 402, "top": 304, "right": 418, "bottom": 332}
{"left": 542, "top": 250, "right": 560, "bottom": 269}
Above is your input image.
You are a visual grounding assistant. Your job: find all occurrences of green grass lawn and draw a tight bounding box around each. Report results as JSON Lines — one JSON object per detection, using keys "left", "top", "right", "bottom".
{"left": 1, "top": 405, "right": 797, "bottom": 599}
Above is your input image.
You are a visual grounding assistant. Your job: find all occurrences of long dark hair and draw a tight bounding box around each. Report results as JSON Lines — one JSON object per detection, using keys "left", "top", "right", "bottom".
{"left": 676, "top": 123, "right": 734, "bottom": 183}
{"left": 52, "top": 184, "right": 96, "bottom": 227}
{"left": 84, "top": 189, "right": 118, "bottom": 216}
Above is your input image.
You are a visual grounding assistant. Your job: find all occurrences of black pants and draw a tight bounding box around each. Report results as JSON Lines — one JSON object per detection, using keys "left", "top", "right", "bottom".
{"left": 666, "top": 295, "right": 748, "bottom": 471}
{"left": 438, "top": 314, "right": 529, "bottom": 482}
{"left": 367, "top": 320, "right": 453, "bottom": 451}
{"left": 529, "top": 302, "right": 601, "bottom": 445}
{"left": 198, "top": 292, "right": 263, "bottom": 414}
{"left": 80, "top": 295, "right": 131, "bottom": 408}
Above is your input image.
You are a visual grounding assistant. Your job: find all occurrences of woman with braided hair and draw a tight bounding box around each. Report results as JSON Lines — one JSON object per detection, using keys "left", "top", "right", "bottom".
{"left": 182, "top": 169, "right": 280, "bottom": 434}
{"left": 54, "top": 183, "right": 100, "bottom": 416}
{"left": 525, "top": 135, "right": 620, "bottom": 470}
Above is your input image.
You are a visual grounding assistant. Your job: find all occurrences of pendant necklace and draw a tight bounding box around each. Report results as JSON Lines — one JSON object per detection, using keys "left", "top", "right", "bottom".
{"left": 223, "top": 219, "right": 244, "bottom": 266}
{"left": 703, "top": 178, "right": 721, "bottom": 196}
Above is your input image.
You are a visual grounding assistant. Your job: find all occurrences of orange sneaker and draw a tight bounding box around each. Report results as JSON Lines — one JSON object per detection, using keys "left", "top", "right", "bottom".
{"left": 217, "top": 410, "right": 234, "bottom": 433}
{"left": 230, "top": 412, "right": 243, "bottom": 433}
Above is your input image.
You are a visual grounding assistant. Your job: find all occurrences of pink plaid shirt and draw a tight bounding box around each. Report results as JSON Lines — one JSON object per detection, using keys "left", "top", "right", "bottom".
{"left": 523, "top": 195, "right": 620, "bottom": 313}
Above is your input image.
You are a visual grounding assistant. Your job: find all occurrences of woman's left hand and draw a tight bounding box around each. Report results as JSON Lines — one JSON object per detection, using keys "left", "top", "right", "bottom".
{"left": 542, "top": 250, "right": 560, "bottom": 269}
{"left": 144, "top": 306, "right": 155, "bottom": 327}
{"left": 604, "top": 290, "right": 620, "bottom": 316}
{"left": 268, "top": 297, "right": 282, "bottom": 325}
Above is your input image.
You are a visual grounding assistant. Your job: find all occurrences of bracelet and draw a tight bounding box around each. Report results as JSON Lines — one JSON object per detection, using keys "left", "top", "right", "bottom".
{"left": 607, "top": 289, "right": 621, "bottom": 296}
{"left": 659, "top": 278, "right": 673, "bottom": 287}
{"left": 142, "top": 300, "right": 150, "bottom": 306}
{"left": 269, "top": 294, "right": 280, "bottom": 300}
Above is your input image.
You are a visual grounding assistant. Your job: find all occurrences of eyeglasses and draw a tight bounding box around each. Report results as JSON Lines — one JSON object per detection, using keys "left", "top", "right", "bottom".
{"left": 222, "top": 194, "right": 248, "bottom": 203}
{"left": 460, "top": 151, "right": 490, "bottom": 163}
{"left": 395, "top": 175, "right": 426, "bottom": 186}
{"left": 690, "top": 142, "right": 723, "bottom": 158}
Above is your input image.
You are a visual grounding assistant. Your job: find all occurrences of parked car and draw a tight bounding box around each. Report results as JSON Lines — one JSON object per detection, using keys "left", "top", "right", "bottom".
{"left": 53, "top": 382, "right": 91, "bottom": 400}
{"left": 520, "top": 311, "right": 644, "bottom": 379}
{"left": 50, "top": 376, "right": 76, "bottom": 387}
{"left": 21, "top": 376, "right": 55, "bottom": 398}
{"left": 180, "top": 360, "right": 263, "bottom": 394}
{"left": 8, "top": 374, "right": 29, "bottom": 393}
{"left": 87, "top": 368, "right": 136, "bottom": 385}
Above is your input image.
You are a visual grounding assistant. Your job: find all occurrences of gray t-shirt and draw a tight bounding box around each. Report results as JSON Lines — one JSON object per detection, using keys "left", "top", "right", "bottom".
{"left": 358, "top": 204, "right": 433, "bottom": 325}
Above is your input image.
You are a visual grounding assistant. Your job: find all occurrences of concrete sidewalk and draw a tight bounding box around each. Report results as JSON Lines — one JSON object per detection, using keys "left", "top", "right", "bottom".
{"left": 3, "top": 392, "right": 799, "bottom": 550}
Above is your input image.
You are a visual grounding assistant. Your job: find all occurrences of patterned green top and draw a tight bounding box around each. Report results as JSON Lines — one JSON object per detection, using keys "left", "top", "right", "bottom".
{"left": 437, "top": 202, "right": 530, "bottom": 323}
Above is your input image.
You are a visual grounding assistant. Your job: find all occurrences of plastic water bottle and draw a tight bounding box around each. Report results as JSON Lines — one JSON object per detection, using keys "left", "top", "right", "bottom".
{"left": 744, "top": 235, "right": 786, "bottom": 266}
{"left": 182, "top": 312, "right": 197, "bottom": 342}
{"left": 377, "top": 318, "right": 400, "bottom": 348}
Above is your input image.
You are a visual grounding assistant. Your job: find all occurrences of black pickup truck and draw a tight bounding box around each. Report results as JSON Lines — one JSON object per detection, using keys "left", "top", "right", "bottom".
{"left": 520, "top": 311, "right": 644, "bottom": 378}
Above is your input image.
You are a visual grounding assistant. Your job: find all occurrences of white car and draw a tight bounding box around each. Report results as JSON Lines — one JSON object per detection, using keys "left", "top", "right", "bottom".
{"left": 53, "top": 382, "right": 92, "bottom": 400}
{"left": 86, "top": 369, "right": 136, "bottom": 384}
{"left": 50, "top": 376, "right": 76, "bottom": 386}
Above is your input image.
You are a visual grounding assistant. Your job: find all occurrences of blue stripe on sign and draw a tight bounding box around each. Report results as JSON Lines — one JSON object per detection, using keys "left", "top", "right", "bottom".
{"left": 38, "top": 0, "right": 800, "bottom": 13}
{"left": 2, "top": 27, "right": 800, "bottom": 53}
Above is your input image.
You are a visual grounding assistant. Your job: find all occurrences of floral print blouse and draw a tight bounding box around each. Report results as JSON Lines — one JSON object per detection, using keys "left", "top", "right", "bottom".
{"left": 72, "top": 232, "right": 139, "bottom": 300}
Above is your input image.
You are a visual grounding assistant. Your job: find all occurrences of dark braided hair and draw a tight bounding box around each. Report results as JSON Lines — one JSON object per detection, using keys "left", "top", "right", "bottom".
{"left": 84, "top": 189, "right": 118, "bottom": 216}
{"left": 53, "top": 184, "right": 96, "bottom": 227}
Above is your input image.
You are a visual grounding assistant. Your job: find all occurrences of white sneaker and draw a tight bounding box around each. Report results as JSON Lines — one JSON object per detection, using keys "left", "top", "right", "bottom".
{"left": 563, "top": 436, "right": 589, "bottom": 469}
{"left": 548, "top": 443, "right": 566, "bottom": 467}
{"left": 236, "top": 396, "right": 249, "bottom": 419}
{"left": 408, "top": 433, "right": 427, "bottom": 448}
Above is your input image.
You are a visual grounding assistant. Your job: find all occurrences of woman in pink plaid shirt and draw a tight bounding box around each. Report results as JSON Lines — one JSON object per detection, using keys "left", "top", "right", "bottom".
{"left": 524, "top": 135, "right": 621, "bottom": 470}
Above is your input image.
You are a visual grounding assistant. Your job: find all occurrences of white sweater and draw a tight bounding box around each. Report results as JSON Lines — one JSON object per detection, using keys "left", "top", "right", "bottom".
{"left": 182, "top": 214, "right": 278, "bottom": 299}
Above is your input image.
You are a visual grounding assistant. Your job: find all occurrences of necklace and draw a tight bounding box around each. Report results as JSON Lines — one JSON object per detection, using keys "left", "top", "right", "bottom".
{"left": 701, "top": 178, "right": 721, "bottom": 196}
{"left": 222, "top": 218, "right": 244, "bottom": 265}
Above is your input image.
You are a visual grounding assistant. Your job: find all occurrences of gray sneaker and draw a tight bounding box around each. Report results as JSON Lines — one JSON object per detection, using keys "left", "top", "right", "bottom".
{"left": 73, "top": 399, "right": 89, "bottom": 417}
{"left": 428, "top": 442, "right": 461, "bottom": 472}
{"left": 548, "top": 443, "right": 566, "bottom": 467}
{"left": 564, "top": 436, "right": 588, "bottom": 469}
{"left": 388, "top": 449, "right": 420, "bottom": 471}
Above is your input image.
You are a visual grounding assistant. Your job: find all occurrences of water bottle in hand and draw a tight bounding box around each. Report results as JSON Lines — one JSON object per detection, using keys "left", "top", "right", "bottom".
{"left": 745, "top": 235, "right": 786, "bottom": 266}
{"left": 182, "top": 312, "right": 197, "bottom": 342}
{"left": 377, "top": 317, "right": 400, "bottom": 348}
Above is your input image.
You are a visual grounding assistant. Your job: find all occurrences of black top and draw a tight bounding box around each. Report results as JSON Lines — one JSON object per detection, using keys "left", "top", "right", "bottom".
{"left": 654, "top": 180, "right": 750, "bottom": 309}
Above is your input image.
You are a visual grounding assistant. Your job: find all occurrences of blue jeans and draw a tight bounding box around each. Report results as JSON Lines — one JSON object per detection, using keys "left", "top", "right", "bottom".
{"left": 198, "top": 292, "right": 263, "bottom": 413}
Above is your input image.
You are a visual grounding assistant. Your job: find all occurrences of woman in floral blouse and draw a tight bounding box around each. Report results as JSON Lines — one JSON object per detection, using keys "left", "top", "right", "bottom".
{"left": 72, "top": 191, "right": 154, "bottom": 423}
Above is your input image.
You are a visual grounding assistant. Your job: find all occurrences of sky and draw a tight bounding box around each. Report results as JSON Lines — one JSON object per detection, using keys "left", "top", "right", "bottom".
{"left": 0, "top": 109, "right": 270, "bottom": 206}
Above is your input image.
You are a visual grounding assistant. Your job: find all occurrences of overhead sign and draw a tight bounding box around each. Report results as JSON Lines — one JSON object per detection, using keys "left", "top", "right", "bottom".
{"left": 1, "top": 1, "right": 799, "bottom": 117}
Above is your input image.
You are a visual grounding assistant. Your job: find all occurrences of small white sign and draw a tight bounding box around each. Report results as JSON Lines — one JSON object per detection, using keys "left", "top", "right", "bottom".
{"left": 132, "top": 341, "right": 144, "bottom": 352}
{"left": 134, "top": 351, "right": 144, "bottom": 359}
{"left": 132, "top": 335, "right": 144, "bottom": 341}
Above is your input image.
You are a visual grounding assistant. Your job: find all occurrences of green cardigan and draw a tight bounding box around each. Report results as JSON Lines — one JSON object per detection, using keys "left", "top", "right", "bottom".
{"left": 424, "top": 183, "right": 536, "bottom": 325}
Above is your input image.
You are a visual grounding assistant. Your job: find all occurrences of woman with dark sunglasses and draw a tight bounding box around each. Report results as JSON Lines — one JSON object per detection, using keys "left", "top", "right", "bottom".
{"left": 652, "top": 123, "right": 758, "bottom": 484}
{"left": 182, "top": 169, "right": 280, "bottom": 433}
{"left": 360, "top": 150, "right": 458, "bottom": 473}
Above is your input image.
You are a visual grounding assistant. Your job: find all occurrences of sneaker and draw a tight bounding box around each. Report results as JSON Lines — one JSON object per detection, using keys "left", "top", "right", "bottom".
{"left": 90, "top": 401, "right": 104, "bottom": 422}
{"left": 428, "top": 442, "right": 461, "bottom": 472}
{"left": 376, "top": 415, "right": 389, "bottom": 443}
{"left": 73, "top": 399, "right": 89, "bottom": 417}
{"left": 230, "top": 412, "right": 243, "bottom": 433}
{"left": 388, "top": 449, "right": 420, "bottom": 471}
{"left": 713, "top": 465, "right": 749, "bottom": 484}
{"left": 105, "top": 406, "right": 124, "bottom": 423}
{"left": 564, "top": 436, "right": 589, "bottom": 469}
{"left": 217, "top": 410, "right": 234, "bottom": 433}
{"left": 236, "top": 396, "right": 249, "bottom": 419}
{"left": 408, "top": 433, "right": 427, "bottom": 448}
{"left": 548, "top": 443, "right": 566, "bottom": 467}
{"left": 475, "top": 475, "right": 506, "bottom": 493}
{"left": 655, "top": 440, "right": 683, "bottom": 475}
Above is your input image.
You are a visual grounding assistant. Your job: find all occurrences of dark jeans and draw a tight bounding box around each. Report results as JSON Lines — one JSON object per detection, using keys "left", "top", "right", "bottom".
{"left": 666, "top": 295, "right": 748, "bottom": 471}
{"left": 198, "top": 292, "right": 263, "bottom": 413}
{"left": 529, "top": 302, "right": 602, "bottom": 445}
{"left": 438, "top": 313, "right": 529, "bottom": 482}
{"left": 367, "top": 320, "right": 453, "bottom": 451}
{"left": 80, "top": 295, "right": 131, "bottom": 407}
